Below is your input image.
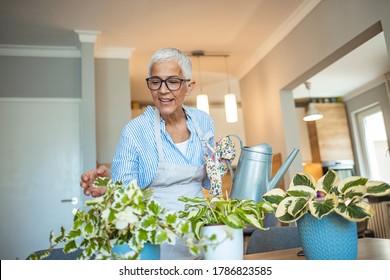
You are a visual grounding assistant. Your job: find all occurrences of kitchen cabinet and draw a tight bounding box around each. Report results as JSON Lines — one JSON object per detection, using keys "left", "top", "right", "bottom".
{"left": 307, "top": 103, "right": 354, "bottom": 162}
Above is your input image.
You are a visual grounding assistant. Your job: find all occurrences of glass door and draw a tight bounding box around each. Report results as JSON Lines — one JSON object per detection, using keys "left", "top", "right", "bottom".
{"left": 356, "top": 104, "right": 390, "bottom": 181}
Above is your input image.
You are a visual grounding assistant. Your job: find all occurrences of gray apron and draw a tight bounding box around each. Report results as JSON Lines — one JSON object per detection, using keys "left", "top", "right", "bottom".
{"left": 148, "top": 108, "right": 207, "bottom": 259}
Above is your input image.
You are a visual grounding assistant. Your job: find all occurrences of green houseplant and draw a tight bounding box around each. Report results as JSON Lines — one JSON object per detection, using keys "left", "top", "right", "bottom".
{"left": 262, "top": 169, "right": 390, "bottom": 223}
{"left": 29, "top": 178, "right": 200, "bottom": 260}
{"left": 262, "top": 169, "right": 390, "bottom": 259}
{"left": 178, "top": 196, "right": 273, "bottom": 259}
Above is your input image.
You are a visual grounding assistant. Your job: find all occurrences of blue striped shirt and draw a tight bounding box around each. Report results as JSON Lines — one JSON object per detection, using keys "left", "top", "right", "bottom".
{"left": 111, "top": 105, "right": 214, "bottom": 189}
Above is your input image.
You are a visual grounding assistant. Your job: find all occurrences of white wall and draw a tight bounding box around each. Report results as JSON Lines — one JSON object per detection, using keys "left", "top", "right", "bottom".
{"left": 240, "top": 0, "right": 390, "bottom": 182}
{"left": 295, "top": 107, "right": 312, "bottom": 163}
{"left": 95, "top": 58, "right": 131, "bottom": 165}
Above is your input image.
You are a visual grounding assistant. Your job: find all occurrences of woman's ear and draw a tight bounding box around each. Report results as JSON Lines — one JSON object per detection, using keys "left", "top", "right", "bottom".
{"left": 186, "top": 80, "right": 196, "bottom": 96}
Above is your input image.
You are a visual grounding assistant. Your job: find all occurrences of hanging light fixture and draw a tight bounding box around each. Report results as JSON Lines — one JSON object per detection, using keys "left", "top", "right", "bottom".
{"left": 224, "top": 55, "right": 238, "bottom": 123}
{"left": 193, "top": 51, "right": 209, "bottom": 114}
{"left": 303, "top": 81, "right": 323, "bottom": 122}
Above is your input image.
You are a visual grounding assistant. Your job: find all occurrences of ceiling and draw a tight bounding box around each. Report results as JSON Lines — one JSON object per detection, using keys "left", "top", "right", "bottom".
{"left": 0, "top": 0, "right": 389, "bottom": 104}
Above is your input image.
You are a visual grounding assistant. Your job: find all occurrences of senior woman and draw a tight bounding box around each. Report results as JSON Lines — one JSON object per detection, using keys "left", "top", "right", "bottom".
{"left": 80, "top": 47, "right": 214, "bottom": 259}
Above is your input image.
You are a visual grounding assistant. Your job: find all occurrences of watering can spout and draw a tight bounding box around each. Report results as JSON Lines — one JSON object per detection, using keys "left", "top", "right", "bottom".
{"left": 267, "top": 148, "right": 300, "bottom": 191}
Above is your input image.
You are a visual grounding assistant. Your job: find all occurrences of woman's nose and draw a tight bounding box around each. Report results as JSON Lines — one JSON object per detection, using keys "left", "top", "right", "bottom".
{"left": 158, "top": 81, "right": 170, "bottom": 93}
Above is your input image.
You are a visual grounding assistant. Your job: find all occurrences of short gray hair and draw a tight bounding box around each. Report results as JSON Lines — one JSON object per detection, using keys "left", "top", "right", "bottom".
{"left": 148, "top": 48, "right": 192, "bottom": 79}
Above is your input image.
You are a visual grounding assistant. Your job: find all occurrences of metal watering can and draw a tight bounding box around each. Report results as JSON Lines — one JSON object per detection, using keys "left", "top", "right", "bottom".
{"left": 227, "top": 135, "right": 299, "bottom": 202}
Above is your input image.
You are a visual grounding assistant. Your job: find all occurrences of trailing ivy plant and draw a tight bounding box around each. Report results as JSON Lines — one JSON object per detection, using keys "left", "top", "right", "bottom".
{"left": 29, "top": 178, "right": 202, "bottom": 260}
{"left": 263, "top": 170, "right": 390, "bottom": 223}
{"left": 178, "top": 196, "right": 273, "bottom": 240}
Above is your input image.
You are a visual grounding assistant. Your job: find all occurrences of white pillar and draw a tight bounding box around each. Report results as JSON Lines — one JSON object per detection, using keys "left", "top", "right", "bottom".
{"left": 75, "top": 30, "right": 100, "bottom": 173}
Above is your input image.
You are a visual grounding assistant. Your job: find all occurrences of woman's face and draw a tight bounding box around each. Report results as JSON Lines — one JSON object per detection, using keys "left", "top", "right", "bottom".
{"left": 149, "top": 61, "right": 194, "bottom": 117}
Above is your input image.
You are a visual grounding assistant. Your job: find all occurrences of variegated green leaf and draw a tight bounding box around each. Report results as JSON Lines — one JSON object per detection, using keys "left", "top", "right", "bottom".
{"left": 155, "top": 230, "right": 168, "bottom": 243}
{"left": 343, "top": 185, "right": 366, "bottom": 199}
{"left": 365, "top": 181, "right": 390, "bottom": 196}
{"left": 338, "top": 176, "right": 368, "bottom": 194}
{"left": 286, "top": 196, "right": 310, "bottom": 217}
{"left": 308, "top": 193, "right": 337, "bottom": 219}
{"left": 260, "top": 201, "right": 274, "bottom": 213}
{"left": 286, "top": 185, "right": 316, "bottom": 198}
{"left": 140, "top": 216, "right": 157, "bottom": 231}
{"left": 262, "top": 188, "right": 286, "bottom": 206}
{"left": 290, "top": 172, "right": 316, "bottom": 189}
{"left": 147, "top": 200, "right": 162, "bottom": 215}
{"left": 317, "top": 169, "right": 338, "bottom": 193}
{"left": 165, "top": 212, "right": 178, "bottom": 224}
{"left": 63, "top": 240, "right": 78, "bottom": 253}
{"left": 93, "top": 177, "right": 111, "bottom": 187}
{"left": 179, "top": 196, "right": 207, "bottom": 203}
{"left": 335, "top": 200, "right": 374, "bottom": 222}
{"left": 240, "top": 213, "right": 264, "bottom": 229}
{"left": 66, "top": 229, "right": 81, "bottom": 239}
{"left": 220, "top": 213, "right": 245, "bottom": 229}
{"left": 193, "top": 220, "right": 207, "bottom": 240}
{"left": 275, "top": 197, "right": 307, "bottom": 223}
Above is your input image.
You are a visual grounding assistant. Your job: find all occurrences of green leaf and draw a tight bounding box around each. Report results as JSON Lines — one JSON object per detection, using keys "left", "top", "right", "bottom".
{"left": 275, "top": 197, "right": 306, "bottom": 223}
{"left": 67, "top": 229, "right": 81, "bottom": 239}
{"left": 308, "top": 195, "right": 337, "bottom": 219}
{"left": 84, "top": 222, "right": 94, "bottom": 235}
{"left": 165, "top": 212, "right": 178, "bottom": 224}
{"left": 339, "top": 177, "right": 368, "bottom": 193}
{"left": 147, "top": 200, "right": 162, "bottom": 215}
{"left": 287, "top": 196, "right": 310, "bottom": 217}
{"left": 220, "top": 213, "right": 245, "bottom": 229}
{"left": 365, "top": 181, "right": 390, "bottom": 196}
{"left": 140, "top": 216, "right": 157, "bottom": 231}
{"left": 94, "top": 177, "right": 111, "bottom": 187}
{"left": 291, "top": 173, "right": 315, "bottom": 189}
{"left": 241, "top": 213, "right": 264, "bottom": 229}
{"left": 286, "top": 185, "right": 316, "bottom": 198}
{"left": 262, "top": 188, "right": 286, "bottom": 206}
{"left": 64, "top": 240, "right": 78, "bottom": 253}
{"left": 155, "top": 230, "right": 168, "bottom": 243}
{"left": 319, "top": 170, "right": 338, "bottom": 193}
{"left": 193, "top": 220, "right": 207, "bottom": 240}
{"left": 136, "top": 229, "right": 149, "bottom": 243}
{"left": 335, "top": 201, "right": 373, "bottom": 222}
{"left": 178, "top": 220, "right": 191, "bottom": 234}
{"left": 343, "top": 185, "right": 366, "bottom": 199}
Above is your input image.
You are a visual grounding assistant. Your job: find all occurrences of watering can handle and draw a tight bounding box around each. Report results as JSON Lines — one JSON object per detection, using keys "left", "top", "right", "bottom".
{"left": 225, "top": 134, "right": 243, "bottom": 181}
{"left": 226, "top": 134, "right": 243, "bottom": 149}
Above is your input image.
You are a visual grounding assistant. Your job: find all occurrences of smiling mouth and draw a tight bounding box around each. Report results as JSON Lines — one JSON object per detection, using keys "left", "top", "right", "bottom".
{"left": 159, "top": 97, "right": 174, "bottom": 103}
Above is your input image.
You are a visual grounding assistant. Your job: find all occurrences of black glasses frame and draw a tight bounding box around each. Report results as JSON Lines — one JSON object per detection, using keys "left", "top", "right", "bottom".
{"left": 145, "top": 77, "right": 190, "bottom": 91}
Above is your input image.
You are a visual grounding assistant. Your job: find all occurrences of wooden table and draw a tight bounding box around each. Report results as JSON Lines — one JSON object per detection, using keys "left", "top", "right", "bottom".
{"left": 244, "top": 238, "right": 390, "bottom": 260}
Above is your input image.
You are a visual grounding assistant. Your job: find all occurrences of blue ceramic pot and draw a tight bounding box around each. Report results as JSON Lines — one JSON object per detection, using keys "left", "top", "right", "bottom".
{"left": 112, "top": 243, "right": 160, "bottom": 260}
{"left": 297, "top": 213, "right": 358, "bottom": 260}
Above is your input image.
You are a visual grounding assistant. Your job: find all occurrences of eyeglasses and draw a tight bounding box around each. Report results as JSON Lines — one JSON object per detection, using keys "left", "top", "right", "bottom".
{"left": 146, "top": 77, "right": 190, "bottom": 91}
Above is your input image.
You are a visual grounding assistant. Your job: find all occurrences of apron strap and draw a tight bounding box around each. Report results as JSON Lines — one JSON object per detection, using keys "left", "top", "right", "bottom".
{"left": 184, "top": 107, "right": 208, "bottom": 155}
{"left": 154, "top": 108, "right": 164, "bottom": 161}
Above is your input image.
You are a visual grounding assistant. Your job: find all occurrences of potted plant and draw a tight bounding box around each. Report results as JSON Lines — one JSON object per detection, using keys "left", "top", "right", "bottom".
{"left": 262, "top": 169, "right": 390, "bottom": 259}
{"left": 29, "top": 177, "right": 200, "bottom": 260}
{"left": 178, "top": 196, "right": 273, "bottom": 259}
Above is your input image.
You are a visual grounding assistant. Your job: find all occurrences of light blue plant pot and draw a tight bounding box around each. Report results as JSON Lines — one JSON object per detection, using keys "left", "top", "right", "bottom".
{"left": 297, "top": 213, "right": 358, "bottom": 260}
{"left": 112, "top": 243, "right": 160, "bottom": 260}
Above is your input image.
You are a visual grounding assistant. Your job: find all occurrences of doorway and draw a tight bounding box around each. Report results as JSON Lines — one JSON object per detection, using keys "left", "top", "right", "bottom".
{"left": 355, "top": 104, "right": 390, "bottom": 181}
{"left": 0, "top": 98, "right": 82, "bottom": 259}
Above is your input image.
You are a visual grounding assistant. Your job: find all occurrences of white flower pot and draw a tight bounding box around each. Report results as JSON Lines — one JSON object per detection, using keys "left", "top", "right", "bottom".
{"left": 201, "top": 224, "right": 244, "bottom": 260}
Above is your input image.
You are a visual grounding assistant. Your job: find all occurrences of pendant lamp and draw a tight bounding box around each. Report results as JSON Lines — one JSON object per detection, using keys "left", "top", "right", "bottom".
{"left": 303, "top": 82, "right": 323, "bottom": 122}
{"left": 194, "top": 53, "right": 209, "bottom": 114}
{"left": 224, "top": 56, "right": 238, "bottom": 123}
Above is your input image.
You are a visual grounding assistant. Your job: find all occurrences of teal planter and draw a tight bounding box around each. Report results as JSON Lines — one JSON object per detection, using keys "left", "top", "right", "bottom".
{"left": 112, "top": 243, "right": 160, "bottom": 260}
{"left": 297, "top": 213, "right": 358, "bottom": 260}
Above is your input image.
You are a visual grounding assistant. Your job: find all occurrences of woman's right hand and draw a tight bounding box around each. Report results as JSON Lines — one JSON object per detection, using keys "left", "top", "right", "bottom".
{"left": 80, "top": 165, "right": 111, "bottom": 197}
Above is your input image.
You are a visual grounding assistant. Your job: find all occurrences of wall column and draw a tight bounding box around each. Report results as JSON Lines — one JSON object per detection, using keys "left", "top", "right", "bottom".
{"left": 75, "top": 30, "right": 100, "bottom": 174}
